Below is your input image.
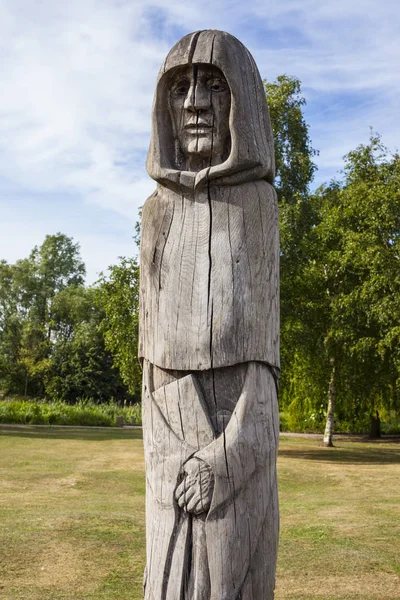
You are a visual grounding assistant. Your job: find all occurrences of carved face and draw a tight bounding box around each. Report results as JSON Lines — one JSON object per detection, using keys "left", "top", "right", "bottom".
{"left": 168, "top": 64, "right": 231, "bottom": 168}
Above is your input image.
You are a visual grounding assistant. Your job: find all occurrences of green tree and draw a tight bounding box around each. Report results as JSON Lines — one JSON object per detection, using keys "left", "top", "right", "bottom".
{"left": 265, "top": 75, "right": 318, "bottom": 205}
{"left": 324, "top": 135, "right": 399, "bottom": 435}
{"left": 285, "top": 134, "right": 400, "bottom": 439}
{"left": 0, "top": 234, "right": 126, "bottom": 401}
{"left": 28, "top": 233, "right": 85, "bottom": 335}
{"left": 96, "top": 257, "right": 141, "bottom": 399}
{"left": 20, "top": 234, "right": 86, "bottom": 395}
{"left": 264, "top": 76, "right": 322, "bottom": 425}
{"left": 265, "top": 75, "right": 318, "bottom": 275}
{"left": 0, "top": 261, "right": 25, "bottom": 394}
{"left": 47, "top": 286, "right": 130, "bottom": 403}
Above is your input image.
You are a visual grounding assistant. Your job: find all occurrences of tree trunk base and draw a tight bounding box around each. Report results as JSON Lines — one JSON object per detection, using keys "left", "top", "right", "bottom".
{"left": 369, "top": 413, "right": 381, "bottom": 439}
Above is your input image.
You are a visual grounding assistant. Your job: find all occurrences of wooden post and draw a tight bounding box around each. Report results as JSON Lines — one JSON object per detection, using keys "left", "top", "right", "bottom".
{"left": 139, "top": 30, "right": 280, "bottom": 599}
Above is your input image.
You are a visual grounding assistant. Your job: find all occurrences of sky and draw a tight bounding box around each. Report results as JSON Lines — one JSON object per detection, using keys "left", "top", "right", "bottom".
{"left": 1, "top": 0, "right": 399, "bottom": 283}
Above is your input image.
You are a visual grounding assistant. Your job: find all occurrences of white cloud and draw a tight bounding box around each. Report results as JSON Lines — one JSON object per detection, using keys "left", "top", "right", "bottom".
{"left": 0, "top": 0, "right": 399, "bottom": 262}
{"left": 241, "top": 0, "right": 399, "bottom": 183}
{"left": 0, "top": 0, "right": 164, "bottom": 216}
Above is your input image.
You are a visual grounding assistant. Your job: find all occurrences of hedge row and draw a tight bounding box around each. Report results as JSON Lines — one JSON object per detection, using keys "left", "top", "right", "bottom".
{"left": 0, "top": 398, "right": 142, "bottom": 427}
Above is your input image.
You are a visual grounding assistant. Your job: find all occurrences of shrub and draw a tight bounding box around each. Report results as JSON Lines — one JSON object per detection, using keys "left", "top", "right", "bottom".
{"left": 0, "top": 397, "right": 142, "bottom": 427}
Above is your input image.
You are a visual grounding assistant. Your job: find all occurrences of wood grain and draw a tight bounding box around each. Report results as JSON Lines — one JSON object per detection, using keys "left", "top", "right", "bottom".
{"left": 140, "top": 29, "right": 280, "bottom": 599}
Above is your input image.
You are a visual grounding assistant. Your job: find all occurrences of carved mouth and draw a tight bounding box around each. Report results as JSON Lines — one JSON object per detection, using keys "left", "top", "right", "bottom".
{"left": 184, "top": 124, "right": 213, "bottom": 134}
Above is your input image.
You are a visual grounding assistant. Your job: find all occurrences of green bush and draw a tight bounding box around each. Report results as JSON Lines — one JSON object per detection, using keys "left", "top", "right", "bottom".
{"left": 279, "top": 406, "right": 400, "bottom": 435}
{"left": 284, "top": 398, "right": 326, "bottom": 433}
{"left": 381, "top": 418, "right": 400, "bottom": 435}
{"left": 0, "top": 397, "right": 142, "bottom": 427}
{"left": 279, "top": 412, "right": 289, "bottom": 432}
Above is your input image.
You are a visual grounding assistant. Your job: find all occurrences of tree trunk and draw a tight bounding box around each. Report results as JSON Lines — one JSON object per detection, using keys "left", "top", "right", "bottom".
{"left": 323, "top": 360, "right": 335, "bottom": 447}
{"left": 370, "top": 411, "right": 381, "bottom": 439}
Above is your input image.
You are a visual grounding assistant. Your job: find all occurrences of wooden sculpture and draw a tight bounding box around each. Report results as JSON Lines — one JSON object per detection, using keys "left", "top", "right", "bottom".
{"left": 139, "top": 29, "right": 280, "bottom": 600}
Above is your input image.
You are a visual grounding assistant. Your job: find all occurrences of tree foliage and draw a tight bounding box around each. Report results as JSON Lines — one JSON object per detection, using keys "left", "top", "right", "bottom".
{"left": 0, "top": 234, "right": 131, "bottom": 403}
{"left": 265, "top": 75, "right": 318, "bottom": 204}
{"left": 265, "top": 76, "right": 319, "bottom": 342}
{"left": 96, "top": 257, "right": 141, "bottom": 399}
{"left": 282, "top": 134, "right": 400, "bottom": 433}
{"left": 1, "top": 78, "right": 399, "bottom": 435}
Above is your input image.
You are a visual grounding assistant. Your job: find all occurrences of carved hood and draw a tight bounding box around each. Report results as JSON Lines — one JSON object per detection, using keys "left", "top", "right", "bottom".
{"left": 146, "top": 29, "right": 275, "bottom": 192}
{"left": 139, "top": 30, "right": 280, "bottom": 371}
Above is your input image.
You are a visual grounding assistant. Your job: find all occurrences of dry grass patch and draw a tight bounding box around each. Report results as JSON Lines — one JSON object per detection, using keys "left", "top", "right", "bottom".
{"left": 276, "top": 437, "right": 400, "bottom": 599}
{"left": 0, "top": 427, "right": 145, "bottom": 600}
{"left": 0, "top": 427, "right": 399, "bottom": 599}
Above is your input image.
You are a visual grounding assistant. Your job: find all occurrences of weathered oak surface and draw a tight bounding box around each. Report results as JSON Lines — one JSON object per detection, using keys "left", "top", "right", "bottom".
{"left": 139, "top": 29, "right": 280, "bottom": 599}
{"left": 139, "top": 181, "right": 279, "bottom": 371}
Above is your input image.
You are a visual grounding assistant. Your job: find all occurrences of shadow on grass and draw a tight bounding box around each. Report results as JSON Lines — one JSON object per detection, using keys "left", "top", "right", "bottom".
{"left": 0, "top": 425, "right": 143, "bottom": 442}
{"left": 279, "top": 445, "right": 400, "bottom": 464}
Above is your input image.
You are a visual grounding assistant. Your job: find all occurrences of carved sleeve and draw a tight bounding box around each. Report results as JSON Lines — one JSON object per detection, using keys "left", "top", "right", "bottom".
{"left": 194, "top": 361, "right": 279, "bottom": 515}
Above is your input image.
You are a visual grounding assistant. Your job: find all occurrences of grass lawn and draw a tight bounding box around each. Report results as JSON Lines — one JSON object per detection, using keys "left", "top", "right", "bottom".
{"left": 0, "top": 427, "right": 399, "bottom": 600}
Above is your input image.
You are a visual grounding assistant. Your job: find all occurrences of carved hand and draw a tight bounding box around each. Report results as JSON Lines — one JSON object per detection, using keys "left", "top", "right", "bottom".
{"left": 175, "top": 458, "right": 214, "bottom": 515}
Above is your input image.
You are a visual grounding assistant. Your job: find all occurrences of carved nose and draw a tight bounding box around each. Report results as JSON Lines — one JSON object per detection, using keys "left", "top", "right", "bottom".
{"left": 184, "top": 84, "right": 211, "bottom": 112}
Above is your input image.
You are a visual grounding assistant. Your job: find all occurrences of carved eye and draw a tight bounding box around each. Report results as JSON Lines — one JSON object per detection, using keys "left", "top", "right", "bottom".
{"left": 171, "top": 79, "right": 190, "bottom": 96}
{"left": 207, "top": 78, "right": 228, "bottom": 93}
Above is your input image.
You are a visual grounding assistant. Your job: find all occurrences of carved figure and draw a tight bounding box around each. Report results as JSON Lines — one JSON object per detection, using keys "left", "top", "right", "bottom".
{"left": 139, "top": 30, "right": 280, "bottom": 600}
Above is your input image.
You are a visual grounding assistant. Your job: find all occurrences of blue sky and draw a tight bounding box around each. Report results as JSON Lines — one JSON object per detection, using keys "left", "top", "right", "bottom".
{"left": 1, "top": 0, "right": 399, "bottom": 283}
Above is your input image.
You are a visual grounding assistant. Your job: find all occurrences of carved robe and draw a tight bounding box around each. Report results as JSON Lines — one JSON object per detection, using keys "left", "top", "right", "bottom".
{"left": 139, "top": 30, "right": 280, "bottom": 599}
